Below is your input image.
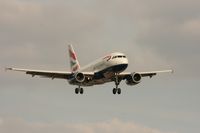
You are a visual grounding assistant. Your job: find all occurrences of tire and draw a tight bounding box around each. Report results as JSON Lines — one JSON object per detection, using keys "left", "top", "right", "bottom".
{"left": 75, "top": 88, "right": 79, "bottom": 94}
{"left": 80, "top": 88, "right": 84, "bottom": 94}
{"left": 117, "top": 88, "right": 121, "bottom": 94}
{"left": 113, "top": 88, "right": 117, "bottom": 94}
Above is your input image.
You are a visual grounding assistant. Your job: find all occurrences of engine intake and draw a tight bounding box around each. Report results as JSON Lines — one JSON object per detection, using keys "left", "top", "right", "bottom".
{"left": 74, "top": 72, "right": 85, "bottom": 83}
{"left": 126, "top": 72, "right": 142, "bottom": 86}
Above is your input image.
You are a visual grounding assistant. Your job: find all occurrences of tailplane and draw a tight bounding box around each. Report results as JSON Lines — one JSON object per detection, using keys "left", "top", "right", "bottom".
{"left": 68, "top": 44, "right": 80, "bottom": 72}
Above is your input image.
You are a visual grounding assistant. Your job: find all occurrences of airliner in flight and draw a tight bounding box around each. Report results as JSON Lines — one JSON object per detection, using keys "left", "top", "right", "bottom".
{"left": 6, "top": 45, "right": 173, "bottom": 95}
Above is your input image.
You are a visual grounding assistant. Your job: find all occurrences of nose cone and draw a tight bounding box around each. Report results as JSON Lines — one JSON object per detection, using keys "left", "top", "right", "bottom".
{"left": 110, "top": 57, "right": 128, "bottom": 73}
{"left": 111, "top": 59, "right": 128, "bottom": 73}
{"left": 109, "top": 52, "right": 128, "bottom": 65}
{"left": 114, "top": 56, "right": 128, "bottom": 66}
{"left": 110, "top": 58, "right": 127, "bottom": 65}
{"left": 121, "top": 57, "right": 128, "bottom": 65}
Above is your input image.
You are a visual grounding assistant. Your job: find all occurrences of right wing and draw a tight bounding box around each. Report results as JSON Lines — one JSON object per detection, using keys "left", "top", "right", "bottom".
{"left": 5, "top": 67, "right": 72, "bottom": 79}
{"left": 5, "top": 67, "right": 95, "bottom": 80}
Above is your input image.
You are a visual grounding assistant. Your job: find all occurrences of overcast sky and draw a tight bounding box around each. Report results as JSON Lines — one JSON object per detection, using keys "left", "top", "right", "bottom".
{"left": 0, "top": 0, "right": 200, "bottom": 133}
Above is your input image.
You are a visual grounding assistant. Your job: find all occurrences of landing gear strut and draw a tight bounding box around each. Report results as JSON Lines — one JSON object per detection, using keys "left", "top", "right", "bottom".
{"left": 75, "top": 86, "right": 84, "bottom": 94}
{"left": 112, "top": 73, "right": 121, "bottom": 95}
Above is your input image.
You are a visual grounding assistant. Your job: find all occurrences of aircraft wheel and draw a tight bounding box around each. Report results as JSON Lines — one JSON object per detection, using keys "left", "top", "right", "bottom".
{"left": 117, "top": 88, "right": 121, "bottom": 94}
{"left": 113, "top": 88, "right": 117, "bottom": 94}
{"left": 75, "top": 88, "right": 79, "bottom": 94}
{"left": 80, "top": 88, "right": 84, "bottom": 94}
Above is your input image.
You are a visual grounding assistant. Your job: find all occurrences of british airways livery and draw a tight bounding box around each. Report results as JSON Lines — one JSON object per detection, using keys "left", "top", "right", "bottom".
{"left": 6, "top": 45, "right": 173, "bottom": 95}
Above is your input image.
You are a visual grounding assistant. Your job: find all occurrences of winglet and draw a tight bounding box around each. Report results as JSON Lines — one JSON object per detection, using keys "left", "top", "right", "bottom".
{"left": 171, "top": 69, "right": 174, "bottom": 74}
{"left": 5, "top": 67, "right": 12, "bottom": 71}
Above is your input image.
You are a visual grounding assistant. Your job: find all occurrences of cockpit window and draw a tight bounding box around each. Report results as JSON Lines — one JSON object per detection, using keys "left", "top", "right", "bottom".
{"left": 112, "top": 55, "right": 126, "bottom": 59}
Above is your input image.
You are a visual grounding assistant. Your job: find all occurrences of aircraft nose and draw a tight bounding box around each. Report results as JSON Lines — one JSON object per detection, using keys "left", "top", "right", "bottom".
{"left": 114, "top": 58, "right": 128, "bottom": 67}
{"left": 121, "top": 58, "right": 128, "bottom": 64}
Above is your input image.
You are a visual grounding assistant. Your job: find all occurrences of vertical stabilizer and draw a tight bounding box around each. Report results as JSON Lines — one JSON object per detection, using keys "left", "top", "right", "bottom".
{"left": 68, "top": 44, "right": 80, "bottom": 72}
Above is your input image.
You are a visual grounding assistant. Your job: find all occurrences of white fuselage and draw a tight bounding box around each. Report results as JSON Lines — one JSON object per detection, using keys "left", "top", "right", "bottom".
{"left": 81, "top": 52, "right": 128, "bottom": 72}
{"left": 70, "top": 52, "right": 128, "bottom": 86}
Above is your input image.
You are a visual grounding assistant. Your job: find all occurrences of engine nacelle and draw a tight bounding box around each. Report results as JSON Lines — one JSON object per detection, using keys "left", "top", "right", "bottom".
{"left": 74, "top": 72, "right": 85, "bottom": 83}
{"left": 126, "top": 73, "right": 142, "bottom": 86}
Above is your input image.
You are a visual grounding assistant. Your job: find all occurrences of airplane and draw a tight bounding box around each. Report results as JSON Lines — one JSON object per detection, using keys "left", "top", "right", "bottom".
{"left": 6, "top": 45, "right": 173, "bottom": 95}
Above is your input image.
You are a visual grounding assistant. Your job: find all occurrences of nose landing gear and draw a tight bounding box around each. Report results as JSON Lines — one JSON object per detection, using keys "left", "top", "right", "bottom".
{"left": 112, "top": 73, "right": 122, "bottom": 95}
{"left": 113, "top": 88, "right": 121, "bottom": 94}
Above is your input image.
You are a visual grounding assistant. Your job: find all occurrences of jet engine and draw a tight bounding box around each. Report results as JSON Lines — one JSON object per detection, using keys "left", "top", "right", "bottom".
{"left": 126, "top": 73, "right": 142, "bottom": 86}
{"left": 74, "top": 72, "right": 85, "bottom": 83}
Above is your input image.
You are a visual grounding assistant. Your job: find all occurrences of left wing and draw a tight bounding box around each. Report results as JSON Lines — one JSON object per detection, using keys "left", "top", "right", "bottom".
{"left": 119, "top": 69, "right": 173, "bottom": 79}
{"left": 138, "top": 69, "right": 174, "bottom": 78}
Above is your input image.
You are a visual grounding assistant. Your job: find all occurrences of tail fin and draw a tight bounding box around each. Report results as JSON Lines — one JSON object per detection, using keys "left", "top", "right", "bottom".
{"left": 68, "top": 44, "right": 80, "bottom": 72}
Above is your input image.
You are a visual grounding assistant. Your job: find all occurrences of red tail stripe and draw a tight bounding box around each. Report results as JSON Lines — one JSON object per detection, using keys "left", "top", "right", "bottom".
{"left": 69, "top": 49, "right": 76, "bottom": 60}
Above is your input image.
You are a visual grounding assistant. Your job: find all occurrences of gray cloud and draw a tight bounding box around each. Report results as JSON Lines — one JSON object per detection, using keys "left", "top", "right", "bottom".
{"left": 0, "top": 1, "right": 200, "bottom": 133}
{"left": 116, "top": 0, "right": 200, "bottom": 76}
{"left": 0, "top": 117, "right": 176, "bottom": 133}
{"left": 1, "top": 0, "right": 200, "bottom": 78}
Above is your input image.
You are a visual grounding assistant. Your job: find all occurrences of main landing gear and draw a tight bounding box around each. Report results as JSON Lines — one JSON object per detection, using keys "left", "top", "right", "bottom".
{"left": 112, "top": 73, "right": 121, "bottom": 95}
{"left": 75, "top": 86, "right": 84, "bottom": 94}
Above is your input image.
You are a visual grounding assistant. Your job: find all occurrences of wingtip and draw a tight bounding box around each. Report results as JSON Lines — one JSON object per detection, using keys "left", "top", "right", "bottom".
{"left": 5, "top": 67, "right": 12, "bottom": 71}
{"left": 171, "top": 69, "right": 174, "bottom": 74}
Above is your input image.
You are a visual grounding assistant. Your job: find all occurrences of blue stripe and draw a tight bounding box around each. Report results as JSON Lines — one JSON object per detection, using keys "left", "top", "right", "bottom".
{"left": 94, "top": 64, "right": 128, "bottom": 79}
